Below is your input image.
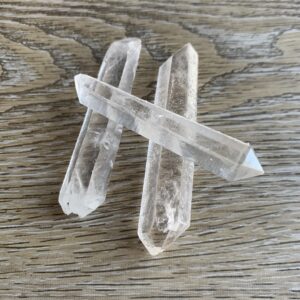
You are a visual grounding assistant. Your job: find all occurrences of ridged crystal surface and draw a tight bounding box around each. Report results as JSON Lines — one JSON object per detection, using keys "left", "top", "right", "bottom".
{"left": 138, "top": 44, "right": 198, "bottom": 255}
{"left": 75, "top": 75, "right": 264, "bottom": 182}
{"left": 59, "top": 38, "right": 141, "bottom": 217}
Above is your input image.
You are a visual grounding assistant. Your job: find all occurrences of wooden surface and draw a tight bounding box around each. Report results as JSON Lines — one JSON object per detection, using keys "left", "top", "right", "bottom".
{"left": 0, "top": 1, "right": 300, "bottom": 299}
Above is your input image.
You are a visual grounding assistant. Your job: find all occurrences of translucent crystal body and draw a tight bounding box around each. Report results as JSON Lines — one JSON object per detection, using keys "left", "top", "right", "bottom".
{"left": 75, "top": 75, "right": 264, "bottom": 182}
{"left": 138, "top": 44, "right": 198, "bottom": 255}
{"left": 59, "top": 38, "right": 141, "bottom": 217}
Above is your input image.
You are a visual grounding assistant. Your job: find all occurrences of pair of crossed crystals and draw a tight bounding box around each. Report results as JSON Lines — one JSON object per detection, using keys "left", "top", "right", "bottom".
{"left": 59, "top": 38, "right": 264, "bottom": 256}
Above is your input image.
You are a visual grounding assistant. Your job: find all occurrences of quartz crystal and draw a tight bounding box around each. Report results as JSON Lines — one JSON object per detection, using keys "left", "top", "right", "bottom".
{"left": 138, "top": 44, "right": 198, "bottom": 255}
{"left": 75, "top": 74, "right": 264, "bottom": 182}
{"left": 59, "top": 38, "right": 141, "bottom": 218}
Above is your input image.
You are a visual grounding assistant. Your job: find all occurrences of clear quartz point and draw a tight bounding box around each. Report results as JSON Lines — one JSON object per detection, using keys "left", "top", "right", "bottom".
{"left": 75, "top": 75, "right": 264, "bottom": 182}
{"left": 59, "top": 38, "right": 141, "bottom": 218}
{"left": 138, "top": 44, "right": 198, "bottom": 255}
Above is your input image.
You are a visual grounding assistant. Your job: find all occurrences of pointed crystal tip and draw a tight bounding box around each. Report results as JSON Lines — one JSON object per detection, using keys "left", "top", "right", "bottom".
{"left": 137, "top": 231, "right": 165, "bottom": 256}
{"left": 244, "top": 148, "right": 264, "bottom": 173}
{"left": 138, "top": 224, "right": 189, "bottom": 256}
{"left": 111, "top": 37, "right": 141, "bottom": 46}
{"left": 177, "top": 43, "right": 197, "bottom": 58}
{"left": 232, "top": 148, "right": 264, "bottom": 181}
{"left": 59, "top": 187, "right": 106, "bottom": 218}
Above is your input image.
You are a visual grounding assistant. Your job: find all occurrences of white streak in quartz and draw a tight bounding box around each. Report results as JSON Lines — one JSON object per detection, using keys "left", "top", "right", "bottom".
{"left": 75, "top": 74, "right": 264, "bottom": 182}
{"left": 59, "top": 38, "right": 141, "bottom": 218}
{"left": 138, "top": 44, "right": 197, "bottom": 256}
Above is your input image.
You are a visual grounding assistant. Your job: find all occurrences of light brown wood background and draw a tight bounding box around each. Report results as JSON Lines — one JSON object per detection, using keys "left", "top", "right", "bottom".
{"left": 0, "top": 1, "right": 299, "bottom": 299}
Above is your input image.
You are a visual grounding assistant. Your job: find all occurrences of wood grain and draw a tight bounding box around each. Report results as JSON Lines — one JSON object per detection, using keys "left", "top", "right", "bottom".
{"left": 0, "top": 1, "right": 299, "bottom": 299}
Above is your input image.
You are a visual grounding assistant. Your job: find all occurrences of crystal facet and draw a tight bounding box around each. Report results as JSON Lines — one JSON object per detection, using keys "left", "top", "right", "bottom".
{"left": 75, "top": 74, "right": 264, "bottom": 182}
{"left": 138, "top": 44, "right": 198, "bottom": 255}
{"left": 59, "top": 38, "right": 141, "bottom": 217}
